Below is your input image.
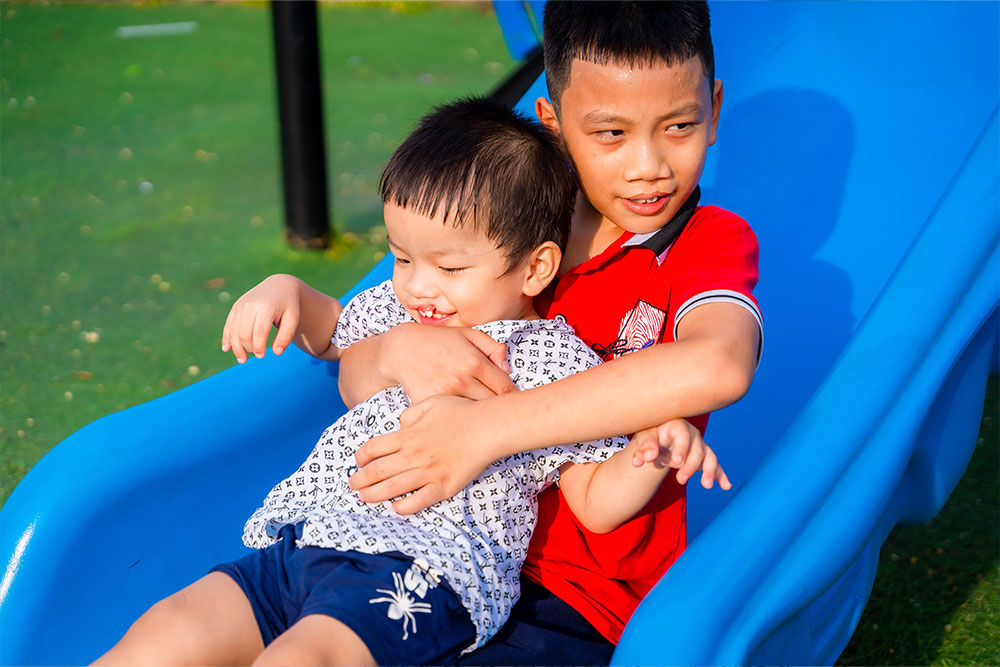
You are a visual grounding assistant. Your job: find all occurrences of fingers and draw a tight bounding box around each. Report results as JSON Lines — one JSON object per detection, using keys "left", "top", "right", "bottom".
{"left": 660, "top": 420, "right": 692, "bottom": 468}
{"left": 271, "top": 306, "right": 299, "bottom": 356}
{"left": 223, "top": 305, "right": 293, "bottom": 362}
{"left": 353, "top": 432, "right": 402, "bottom": 469}
{"left": 221, "top": 309, "right": 235, "bottom": 353}
{"left": 716, "top": 465, "right": 732, "bottom": 491}
{"left": 462, "top": 330, "right": 515, "bottom": 397}
{"left": 398, "top": 403, "right": 427, "bottom": 429}
{"left": 392, "top": 485, "right": 444, "bottom": 515}
{"left": 355, "top": 469, "right": 428, "bottom": 505}
{"left": 695, "top": 446, "right": 719, "bottom": 489}
{"left": 225, "top": 309, "right": 250, "bottom": 364}
{"left": 674, "top": 444, "right": 704, "bottom": 486}
{"left": 629, "top": 428, "right": 659, "bottom": 467}
{"left": 665, "top": 420, "right": 701, "bottom": 486}
{"left": 463, "top": 329, "right": 510, "bottom": 374}
{"left": 249, "top": 309, "right": 274, "bottom": 359}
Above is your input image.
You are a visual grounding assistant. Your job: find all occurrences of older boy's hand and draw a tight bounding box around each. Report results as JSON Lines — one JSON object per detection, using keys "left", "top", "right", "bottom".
{"left": 381, "top": 323, "right": 515, "bottom": 404}
{"left": 350, "top": 395, "right": 494, "bottom": 513}
{"left": 630, "top": 419, "right": 732, "bottom": 490}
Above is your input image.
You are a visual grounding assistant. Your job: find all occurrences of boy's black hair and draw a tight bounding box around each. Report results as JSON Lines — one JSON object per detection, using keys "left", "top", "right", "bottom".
{"left": 380, "top": 96, "right": 575, "bottom": 270}
{"left": 543, "top": 1, "right": 715, "bottom": 115}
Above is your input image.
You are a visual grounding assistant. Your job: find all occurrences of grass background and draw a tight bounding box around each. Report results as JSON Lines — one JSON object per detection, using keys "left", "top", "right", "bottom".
{"left": 1, "top": 3, "right": 996, "bottom": 665}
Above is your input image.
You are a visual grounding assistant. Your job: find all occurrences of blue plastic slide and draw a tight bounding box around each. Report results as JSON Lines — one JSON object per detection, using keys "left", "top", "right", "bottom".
{"left": 1, "top": 2, "right": 997, "bottom": 665}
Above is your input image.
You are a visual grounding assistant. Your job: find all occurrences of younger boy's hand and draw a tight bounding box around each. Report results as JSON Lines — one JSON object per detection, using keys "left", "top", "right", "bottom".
{"left": 221, "top": 274, "right": 301, "bottom": 364}
{"left": 629, "top": 419, "right": 731, "bottom": 490}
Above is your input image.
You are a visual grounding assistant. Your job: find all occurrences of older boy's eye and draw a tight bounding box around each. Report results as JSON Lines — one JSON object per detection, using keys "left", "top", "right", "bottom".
{"left": 597, "top": 129, "right": 624, "bottom": 138}
{"left": 668, "top": 122, "right": 693, "bottom": 131}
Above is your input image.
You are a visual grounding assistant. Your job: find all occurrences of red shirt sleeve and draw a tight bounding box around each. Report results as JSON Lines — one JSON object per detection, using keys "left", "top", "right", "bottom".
{"left": 667, "top": 205, "right": 762, "bottom": 346}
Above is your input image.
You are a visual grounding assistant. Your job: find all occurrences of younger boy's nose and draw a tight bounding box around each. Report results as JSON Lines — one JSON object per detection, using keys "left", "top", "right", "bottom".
{"left": 404, "top": 267, "right": 437, "bottom": 299}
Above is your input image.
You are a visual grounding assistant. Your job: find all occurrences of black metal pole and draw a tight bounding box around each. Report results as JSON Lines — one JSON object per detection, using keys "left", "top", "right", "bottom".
{"left": 489, "top": 46, "right": 545, "bottom": 109}
{"left": 271, "top": 0, "right": 331, "bottom": 249}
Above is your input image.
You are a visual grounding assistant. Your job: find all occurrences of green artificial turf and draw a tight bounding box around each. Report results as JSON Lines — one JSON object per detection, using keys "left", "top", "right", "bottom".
{"left": 1, "top": 3, "right": 996, "bottom": 665}
{"left": 1, "top": 0, "right": 514, "bottom": 502}
{"left": 838, "top": 376, "right": 999, "bottom": 666}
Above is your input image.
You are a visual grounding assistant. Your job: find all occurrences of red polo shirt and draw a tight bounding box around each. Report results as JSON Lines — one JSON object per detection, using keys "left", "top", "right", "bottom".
{"left": 524, "top": 195, "right": 761, "bottom": 643}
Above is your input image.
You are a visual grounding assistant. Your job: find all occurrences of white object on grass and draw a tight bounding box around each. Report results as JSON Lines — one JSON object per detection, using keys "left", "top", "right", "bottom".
{"left": 114, "top": 22, "right": 199, "bottom": 39}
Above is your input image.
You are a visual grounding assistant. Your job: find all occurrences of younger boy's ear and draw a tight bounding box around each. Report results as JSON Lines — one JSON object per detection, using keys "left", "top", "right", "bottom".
{"left": 522, "top": 241, "right": 561, "bottom": 297}
{"left": 535, "top": 97, "right": 560, "bottom": 135}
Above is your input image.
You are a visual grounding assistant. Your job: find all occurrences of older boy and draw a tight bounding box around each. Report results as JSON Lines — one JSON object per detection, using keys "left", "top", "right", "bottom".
{"left": 94, "top": 98, "right": 726, "bottom": 667}
{"left": 341, "top": 2, "right": 762, "bottom": 663}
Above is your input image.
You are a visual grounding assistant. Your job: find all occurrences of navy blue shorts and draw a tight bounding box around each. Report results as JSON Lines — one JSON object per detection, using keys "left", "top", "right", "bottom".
{"left": 212, "top": 524, "right": 476, "bottom": 666}
{"left": 457, "top": 577, "right": 615, "bottom": 666}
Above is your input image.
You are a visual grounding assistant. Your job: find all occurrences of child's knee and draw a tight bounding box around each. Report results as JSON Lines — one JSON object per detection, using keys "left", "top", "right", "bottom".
{"left": 126, "top": 593, "right": 200, "bottom": 648}
{"left": 92, "top": 595, "right": 193, "bottom": 665}
{"left": 254, "top": 615, "right": 376, "bottom": 667}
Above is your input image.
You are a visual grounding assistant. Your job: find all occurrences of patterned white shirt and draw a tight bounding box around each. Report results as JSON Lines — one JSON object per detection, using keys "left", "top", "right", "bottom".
{"left": 243, "top": 280, "right": 627, "bottom": 650}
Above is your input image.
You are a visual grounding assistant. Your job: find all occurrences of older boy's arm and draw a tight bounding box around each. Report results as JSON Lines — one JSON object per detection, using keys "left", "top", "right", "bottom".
{"left": 557, "top": 421, "right": 730, "bottom": 534}
{"left": 351, "top": 302, "right": 759, "bottom": 513}
{"left": 338, "top": 324, "right": 516, "bottom": 408}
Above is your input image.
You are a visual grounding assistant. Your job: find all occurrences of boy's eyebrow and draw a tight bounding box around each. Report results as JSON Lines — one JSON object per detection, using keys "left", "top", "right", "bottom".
{"left": 582, "top": 103, "right": 704, "bottom": 126}
{"left": 660, "top": 103, "right": 705, "bottom": 121}
{"left": 583, "top": 110, "right": 632, "bottom": 125}
{"left": 386, "top": 234, "right": 474, "bottom": 259}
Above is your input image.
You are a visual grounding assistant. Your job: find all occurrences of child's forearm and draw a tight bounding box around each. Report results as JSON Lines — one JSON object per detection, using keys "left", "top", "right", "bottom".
{"left": 338, "top": 334, "right": 397, "bottom": 408}
{"left": 557, "top": 444, "right": 670, "bottom": 534}
{"left": 472, "top": 304, "right": 759, "bottom": 463}
{"left": 349, "top": 302, "right": 758, "bottom": 513}
{"left": 289, "top": 278, "right": 345, "bottom": 361}
{"left": 339, "top": 323, "right": 515, "bottom": 409}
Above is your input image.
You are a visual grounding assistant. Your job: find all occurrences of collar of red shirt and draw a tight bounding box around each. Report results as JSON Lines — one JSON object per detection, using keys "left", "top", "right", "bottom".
{"left": 619, "top": 186, "right": 702, "bottom": 264}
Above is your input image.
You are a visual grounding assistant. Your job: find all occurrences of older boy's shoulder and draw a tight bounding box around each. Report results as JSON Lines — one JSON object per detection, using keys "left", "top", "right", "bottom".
{"left": 681, "top": 204, "right": 757, "bottom": 249}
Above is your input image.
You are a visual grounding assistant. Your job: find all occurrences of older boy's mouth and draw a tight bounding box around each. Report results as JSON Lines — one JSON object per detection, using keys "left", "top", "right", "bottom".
{"left": 620, "top": 193, "right": 670, "bottom": 216}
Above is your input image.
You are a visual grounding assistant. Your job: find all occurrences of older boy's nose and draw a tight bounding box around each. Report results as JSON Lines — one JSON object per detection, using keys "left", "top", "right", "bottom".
{"left": 623, "top": 141, "right": 668, "bottom": 183}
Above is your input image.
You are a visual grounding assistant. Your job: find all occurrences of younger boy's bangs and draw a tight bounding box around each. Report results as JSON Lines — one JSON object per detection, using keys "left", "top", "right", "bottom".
{"left": 380, "top": 96, "right": 575, "bottom": 270}
{"left": 381, "top": 164, "right": 491, "bottom": 232}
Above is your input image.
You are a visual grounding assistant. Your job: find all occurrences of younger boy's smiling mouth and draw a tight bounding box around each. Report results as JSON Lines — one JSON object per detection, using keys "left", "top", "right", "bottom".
{"left": 414, "top": 305, "right": 454, "bottom": 325}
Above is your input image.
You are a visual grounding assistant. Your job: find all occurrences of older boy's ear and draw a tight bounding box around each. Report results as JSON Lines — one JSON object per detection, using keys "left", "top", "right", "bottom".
{"left": 522, "top": 241, "right": 561, "bottom": 297}
{"left": 709, "top": 80, "right": 723, "bottom": 146}
{"left": 535, "top": 97, "right": 560, "bottom": 135}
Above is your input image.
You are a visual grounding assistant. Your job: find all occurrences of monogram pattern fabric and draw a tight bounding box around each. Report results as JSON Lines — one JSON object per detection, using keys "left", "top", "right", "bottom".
{"left": 243, "top": 281, "right": 627, "bottom": 650}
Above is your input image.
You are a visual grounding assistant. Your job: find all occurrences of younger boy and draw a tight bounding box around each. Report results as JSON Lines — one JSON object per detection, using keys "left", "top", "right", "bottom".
{"left": 93, "top": 97, "right": 726, "bottom": 667}
{"left": 341, "top": 2, "right": 763, "bottom": 662}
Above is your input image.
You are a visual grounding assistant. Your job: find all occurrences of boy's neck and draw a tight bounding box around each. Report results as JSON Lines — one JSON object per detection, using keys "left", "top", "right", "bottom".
{"left": 561, "top": 192, "right": 626, "bottom": 273}
{"left": 563, "top": 188, "right": 703, "bottom": 273}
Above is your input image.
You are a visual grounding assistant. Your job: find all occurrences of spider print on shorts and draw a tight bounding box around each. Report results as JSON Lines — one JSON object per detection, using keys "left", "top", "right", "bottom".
{"left": 369, "top": 571, "right": 433, "bottom": 640}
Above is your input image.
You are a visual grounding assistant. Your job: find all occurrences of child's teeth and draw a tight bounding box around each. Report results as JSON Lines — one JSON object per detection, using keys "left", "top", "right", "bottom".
{"left": 418, "top": 307, "right": 446, "bottom": 319}
{"left": 633, "top": 196, "right": 659, "bottom": 204}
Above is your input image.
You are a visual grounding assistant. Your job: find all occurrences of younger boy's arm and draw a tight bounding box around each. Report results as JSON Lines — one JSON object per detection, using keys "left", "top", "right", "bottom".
{"left": 350, "top": 301, "right": 759, "bottom": 513}
{"left": 222, "top": 274, "right": 343, "bottom": 363}
{"left": 557, "top": 420, "right": 730, "bottom": 534}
